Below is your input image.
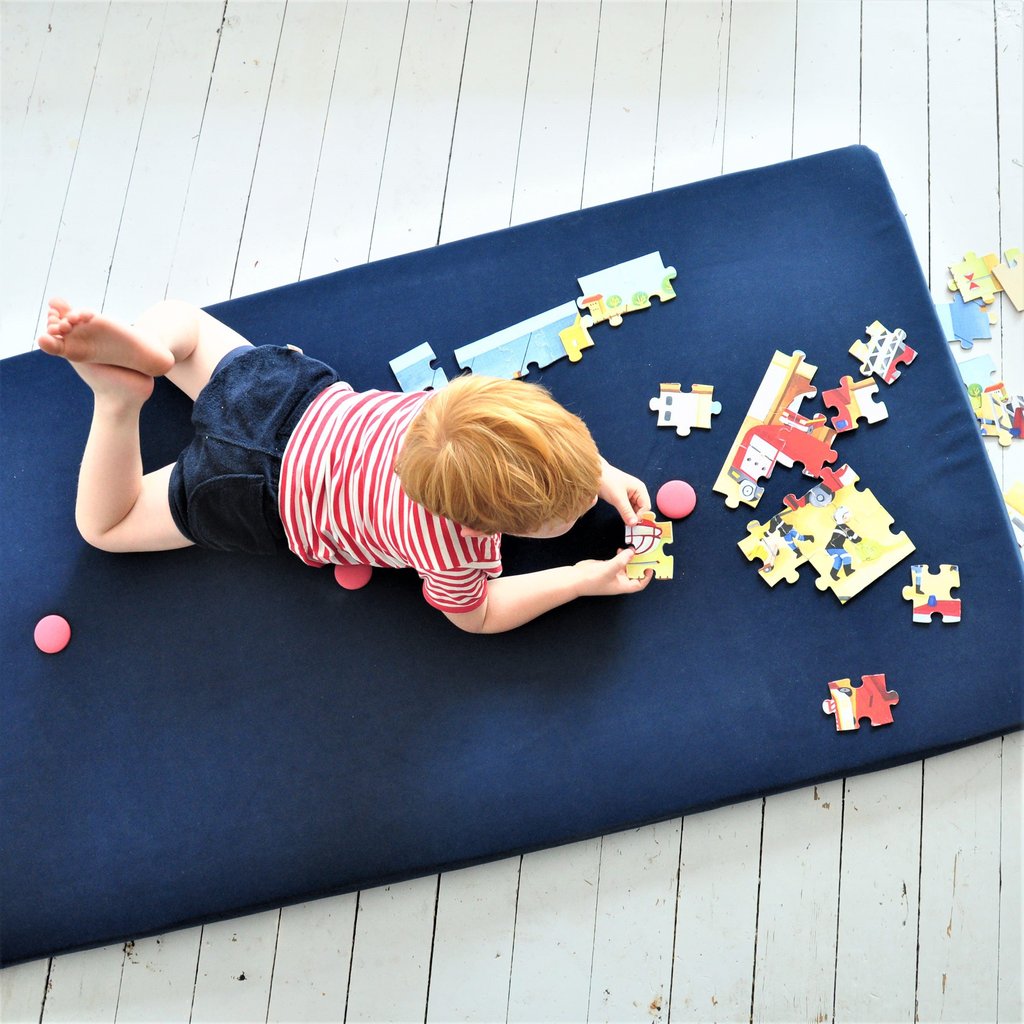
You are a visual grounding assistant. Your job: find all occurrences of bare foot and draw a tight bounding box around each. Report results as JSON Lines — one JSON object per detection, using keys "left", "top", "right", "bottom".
{"left": 37, "top": 299, "right": 175, "bottom": 377}
{"left": 68, "top": 358, "right": 156, "bottom": 407}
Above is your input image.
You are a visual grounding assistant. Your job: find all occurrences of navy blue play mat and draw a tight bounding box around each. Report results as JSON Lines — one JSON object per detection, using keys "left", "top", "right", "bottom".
{"left": 2, "top": 146, "right": 1021, "bottom": 966}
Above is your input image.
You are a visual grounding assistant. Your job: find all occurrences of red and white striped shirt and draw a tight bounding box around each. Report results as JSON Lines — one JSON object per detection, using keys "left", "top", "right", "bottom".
{"left": 278, "top": 383, "right": 502, "bottom": 613}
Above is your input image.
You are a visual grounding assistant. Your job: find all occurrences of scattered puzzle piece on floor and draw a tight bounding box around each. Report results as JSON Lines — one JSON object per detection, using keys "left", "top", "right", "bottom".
{"left": 849, "top": 320, "right": 917, "bottom": 384}
{"left": 902, "top": 563, "right": 961, "bottom": 623}
{"left": 822, "top": 674, "right": 899, "bottom": 731}
{"left": 577, "top": 252, "right": 677, "bottom": 327}
{"left": 389, "top": 343, "right": 449, "bottom": 393}
{"left": 967, "top": 378, "right": 1015, "bottom": 446}
{"left": 956, "top": 354, "right": 999, "bottom": 391}
{"left": 625, "top": 511, "right": 674, "bottom": 580}
{"left": 454, "top": 301, "right": 587, "bottom": 379}
{"left": 820, "top": 375, "right": 889, "bottom": 432}
{"left": 992, "top": 247, "right": 1023, "bottom": 311}
{"left": 934, "top": 292, "right": 992, "bottom": 350}
{"left": 713, "top": 350, "right": 837, "bottom": 510}
{"left": 649, "top": 383, "right": 721, "bottom": 436}
{"left": 738, "top": 464, "right": 915, "bottom": 602}
{"left": 948, "top": 251, "right": 1002, "bottom": 307}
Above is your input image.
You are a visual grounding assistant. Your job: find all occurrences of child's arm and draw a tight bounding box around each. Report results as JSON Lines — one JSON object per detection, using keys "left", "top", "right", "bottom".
{"left": 444, "top": 548, "right": 651, "bottom": 635}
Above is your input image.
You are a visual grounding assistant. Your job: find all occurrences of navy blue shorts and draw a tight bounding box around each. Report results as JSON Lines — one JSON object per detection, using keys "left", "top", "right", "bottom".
{"left": 168, "top": 346, "right": 341, "bottom": 554}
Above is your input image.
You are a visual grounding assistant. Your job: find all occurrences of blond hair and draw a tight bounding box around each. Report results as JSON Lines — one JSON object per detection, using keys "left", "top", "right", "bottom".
{"left": 395, "top": 375, "right": 602, "bottom": 535}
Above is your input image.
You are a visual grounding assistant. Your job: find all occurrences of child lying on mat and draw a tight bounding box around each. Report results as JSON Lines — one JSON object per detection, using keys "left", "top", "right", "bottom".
{"left": 38, "top": 299, "right": 653, "bottom": 634}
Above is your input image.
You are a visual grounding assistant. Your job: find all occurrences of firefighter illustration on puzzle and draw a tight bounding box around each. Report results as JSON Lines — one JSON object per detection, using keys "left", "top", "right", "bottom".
{"left": 825, "top": 505, "right": 861, "bottom": 581}
{"left": 759, "top": 512, "right": 814, "bottom": 574}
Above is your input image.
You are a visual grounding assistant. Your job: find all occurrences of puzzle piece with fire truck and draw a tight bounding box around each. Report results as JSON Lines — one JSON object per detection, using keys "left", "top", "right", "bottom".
{"left": 625, "top": 512, "right": 674, "bottom": 580}
{"left": 822, "top": 673, "right": 899, "bottom": 731}
{"left": 902, "top": 564, "right": 961, "bottom": 623}
{"left": 738, "top": 464, "right": 915, "bottom": 603}
{"left": 713, "top": 350, "right": 838, "bottom": 510}
{"left": 820, "top": 375, "right": 889, "bottom": 432}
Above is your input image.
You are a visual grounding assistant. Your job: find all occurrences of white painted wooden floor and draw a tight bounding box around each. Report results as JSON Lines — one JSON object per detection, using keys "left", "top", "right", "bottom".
{"left": 1, "top": 1, "right": 1022, "bottom": 1021}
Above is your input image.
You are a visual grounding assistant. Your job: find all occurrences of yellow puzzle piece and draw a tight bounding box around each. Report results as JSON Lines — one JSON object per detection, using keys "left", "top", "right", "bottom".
{"left": 625, "top": 512, "right": 674, "bottom": 580}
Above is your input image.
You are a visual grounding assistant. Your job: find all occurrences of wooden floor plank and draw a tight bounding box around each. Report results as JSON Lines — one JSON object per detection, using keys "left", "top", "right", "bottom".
{"left": 232, "top": 0, "right": 347, "bottom": 297}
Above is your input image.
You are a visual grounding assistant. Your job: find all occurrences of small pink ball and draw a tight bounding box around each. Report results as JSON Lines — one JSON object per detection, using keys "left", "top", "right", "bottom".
{"left": 656, "top": 479, "right": 697, "bottom": 519}
{"left": 334, "top": 563, "right": 373, "bottom": 590}
{"left": 35, "top": 614, "right": 71, "bottom": 654}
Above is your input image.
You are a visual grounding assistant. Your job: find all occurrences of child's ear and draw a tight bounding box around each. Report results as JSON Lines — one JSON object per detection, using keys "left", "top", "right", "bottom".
{"left": 458, "top": 524, "right": 489, "bottom": 539}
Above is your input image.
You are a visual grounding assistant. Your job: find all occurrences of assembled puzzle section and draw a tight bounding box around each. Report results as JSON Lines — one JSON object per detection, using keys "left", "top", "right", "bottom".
{"left": 902, "top": 564, "right": 961, "bottom": 623}
{"left": 713, "top": 350, "right": 837, "bottom": 510}
{"left": 849, "top": 321, "right": 917, "bottom": 384}
{"left": 649, "top": 383, "right": 721, "bottom": 436}
{"left": 738, "top": 464, "right": 915, "bottom": 603}
{"left": 576, "top": 252, "right": 677, "bottom": 327}
{"left": 453, "top": 301, "right": 596, "bottom": 379}
{"left": 822, "top": 674, "right": 899, "bottom": 732}
{"left": 958, "top": 355, "right": 1022, "bottom": 447}
{"left": 625, "top": 512, "right": 674, "bottom": 580}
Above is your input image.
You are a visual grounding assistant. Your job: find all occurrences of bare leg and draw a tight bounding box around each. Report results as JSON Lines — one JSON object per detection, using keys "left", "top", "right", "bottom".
{"left": 39, "top": 297, "right": 253, "bottom": 401}
{"left": 37, "top": 297, "right": 254, "bottom": 551}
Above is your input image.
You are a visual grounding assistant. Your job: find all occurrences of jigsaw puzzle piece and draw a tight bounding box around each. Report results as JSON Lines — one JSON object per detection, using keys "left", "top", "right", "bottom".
{"left": 957, "top": 354, "right": 999, "bottom": 391}
{"left": 577, "top": 252, "right": 677, "bottom": 327}
{"left": 849, "top": 321, "right": 917, "bottom": 384}
{"left": 992, "top": 247, "right": 1023, "bottom": 311}
{"left": 648, "top": 383, "right": 722, "bottom": 436}
{"left": 558, "top": 312, "right": 596, "bottom": 362}
{"left": 820, "top": 375, "right": 889, "bottom": 432}
{"left": 934, "top": 292, "right": 993, "bottom": 350}
{"left": 948, "top": 251, "right": 1002, "bottom": 306}
{"left": 389, "top": 343, "right": 449, "bottom": 393}
{"left": 625, "top": 512, "right": 674, "bottom": 580}
{"left": 714, "top": 350, "right": 830, "bottom": 509}
{"left": 822, "top": 674, "right": 899, "bottom": 731}
{"left": 809, "top": 472, "right": 916, "bottom": 604}
{"left": 902, "top": 563, "right": 961, "bottom": 623}
{"left": 1005, "top": 481, "right": 1024, "bottom": 551}
{"left": 968, "top": 380, "right": 1015, "bottom": 447}
{"left": 454, "top": 302, "right": 581, "bottom": 379}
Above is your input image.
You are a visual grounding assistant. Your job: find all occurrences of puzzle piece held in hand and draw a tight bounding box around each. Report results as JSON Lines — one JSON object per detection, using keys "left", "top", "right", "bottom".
{"left": 934, "top": 292, "right": 992, "bottom": 351}
{"left": 992, "top": 248, "right": 1023, "bottom": 311}
{"left": 649, "top": 383, "right": 722, "bottom": 436}
{"left": 902, "top": 564, "right": 961, "bottom": 623}
{"left": 625, "top": 512, "right": 674, "bottom": 580}
{"left": 849, "top": 321, "right": 917, "bottom": 384}
{"left": 454, "top": 301, "right": 589, "bottom": 379}
{"left": 714, "top": 350, "right": 837, "bottom": 510}
{"left": 389, "top": 343, "right": 449, "bottom": 393}
{"left": 820, "top": 376, "right": 889, "bottom": 432}
{"left": 822, "top": 674, "right": 899, "bottom": 731}
{"left": 948, "top": 251, "right": 1002, "bottom": 306}
{"left": 577, "top": 252, "right": 677, "bottom": 327}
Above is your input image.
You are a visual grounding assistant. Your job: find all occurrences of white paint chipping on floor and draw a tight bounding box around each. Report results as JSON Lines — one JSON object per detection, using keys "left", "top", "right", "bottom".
{"left": 1, "top": 2, "right": 1021, "bottom": 1022}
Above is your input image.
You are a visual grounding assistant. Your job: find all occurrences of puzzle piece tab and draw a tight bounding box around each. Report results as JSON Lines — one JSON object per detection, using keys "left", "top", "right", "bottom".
{"left": 714, "top": 350, "right": 837, "bottom": 510}
{"left": 577, "top": 252, "right": 677, "bottom": 327}
{"left": 389, "top": 343, "right": 449, "bottom": 393}
{"left": 649, "top": 383, "right": 721, "bottom": 436}
{"left": 822, "top": 674, "right": 899, "bottom": 731}
{"left": 948, "top": 251, "right": 1002, "bottom": 306}
{"left": 625, "top": 512, "right": 674, "bottom": 580}
{"left": 849, "top": 321, "right": 917, "bottom": 384}
{"left": 454, "top": 301, "right": 585, "bottom": 379}
{"left": 934, "top": 291, "right": 992, "bottom": 351}
{"left": 820, "top": 375, "right": 888, "bottom": 432}
{"left": 902, "top": 564, "right": 961, "bottom": 623}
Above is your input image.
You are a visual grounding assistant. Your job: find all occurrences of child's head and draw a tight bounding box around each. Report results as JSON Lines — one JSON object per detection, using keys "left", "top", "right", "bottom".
{"left": 395, "top": 375, "right": 602, "bottom": 536}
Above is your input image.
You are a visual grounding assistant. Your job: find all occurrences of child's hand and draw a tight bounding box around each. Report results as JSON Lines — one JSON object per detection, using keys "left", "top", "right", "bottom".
{"left": 598, "top": 459, "right": 651, "bottom": 526}
{"left": 574, "top": 548, "right": 653, "bottom": 597}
